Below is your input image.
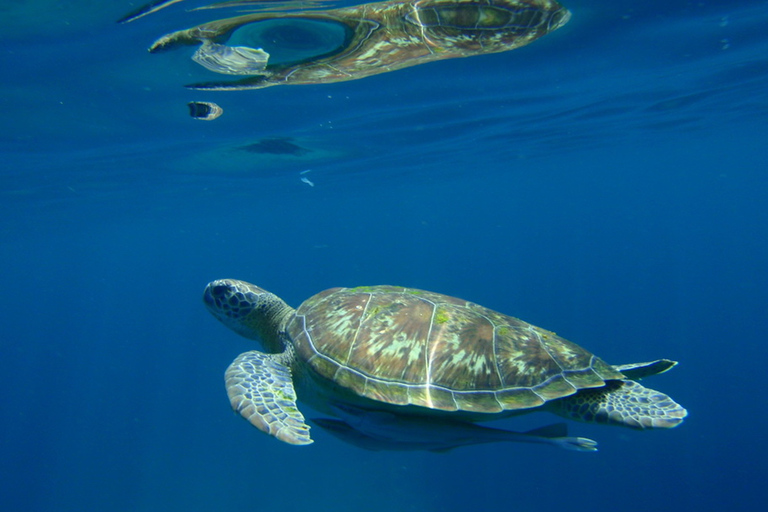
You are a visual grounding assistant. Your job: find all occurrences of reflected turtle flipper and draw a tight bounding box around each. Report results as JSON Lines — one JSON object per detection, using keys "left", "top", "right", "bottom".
{"left": 192, "top": 42, "right": 270, "bottom": 75}
{"left": 187, "top": 75, "right": 274, "bottom": 91}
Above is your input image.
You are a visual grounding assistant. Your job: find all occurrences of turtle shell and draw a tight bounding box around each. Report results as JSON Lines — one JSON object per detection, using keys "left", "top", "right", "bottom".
{"left": 287, "top": 286, "right": 624, "bottom": 414}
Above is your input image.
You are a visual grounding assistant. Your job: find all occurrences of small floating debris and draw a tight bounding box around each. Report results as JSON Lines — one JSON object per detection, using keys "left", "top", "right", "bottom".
{"left": 188, "top": 101, "right": 223, "bottom": 120}
{"left": 300, "top": 169, "right": 315, "bottom": 186}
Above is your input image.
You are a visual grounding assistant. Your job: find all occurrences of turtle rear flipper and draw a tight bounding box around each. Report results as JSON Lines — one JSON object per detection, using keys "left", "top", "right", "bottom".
{"left": 225, "top": 351, "right": 312, "bottom": 445}
{"left": 553, "top": 380, "right": 688, "bottom": 429}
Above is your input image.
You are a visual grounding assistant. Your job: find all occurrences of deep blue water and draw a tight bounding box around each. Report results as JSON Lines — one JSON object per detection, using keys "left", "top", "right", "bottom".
{"left": 1, "top": 0, "right": 767, "bottom": 510}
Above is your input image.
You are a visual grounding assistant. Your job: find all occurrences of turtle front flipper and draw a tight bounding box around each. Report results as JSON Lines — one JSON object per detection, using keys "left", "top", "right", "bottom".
{"left": 225, "top": 350, "right": 312, "bottom": 445}
{"left": 553, "top": 380, "right": 688, "bottom": 429}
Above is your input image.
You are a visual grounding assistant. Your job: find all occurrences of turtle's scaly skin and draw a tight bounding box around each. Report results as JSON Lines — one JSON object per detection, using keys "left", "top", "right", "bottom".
{"left": 289, "top": 286, "right": 623, "bottom": 414}
{"left": 149, "top": 0, "right": 571, "bottom": 90}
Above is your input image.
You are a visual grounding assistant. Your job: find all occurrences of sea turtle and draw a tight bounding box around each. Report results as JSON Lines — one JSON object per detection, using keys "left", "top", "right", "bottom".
{"left": 203, "top": 279, "right": 687, "bottom": 445}
{"left": 149, "top": 0, "right": 571, "bottom": 90}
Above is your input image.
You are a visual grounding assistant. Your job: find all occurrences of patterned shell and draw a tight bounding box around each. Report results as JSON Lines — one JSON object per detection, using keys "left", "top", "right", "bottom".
{"left": 287, "top": 286, "right": 625, "bottom": 413}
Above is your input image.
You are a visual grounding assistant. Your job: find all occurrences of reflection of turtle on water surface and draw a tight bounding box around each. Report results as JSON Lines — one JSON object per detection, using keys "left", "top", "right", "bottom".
{"left": 204, "top": 280, "right": 687, "bottom": 446}
{"left": 149, "top": 0, "right": 572, "bottom": 90}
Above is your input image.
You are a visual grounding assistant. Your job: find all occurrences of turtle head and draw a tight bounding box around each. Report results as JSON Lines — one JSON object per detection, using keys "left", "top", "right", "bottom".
{"left": 203, "top": 279, "right": 292, "bottom": 352}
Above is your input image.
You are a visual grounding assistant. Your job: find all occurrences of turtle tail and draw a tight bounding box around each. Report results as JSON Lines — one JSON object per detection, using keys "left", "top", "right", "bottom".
{"left": 552, "top": 380, "right": 688, "bottom": 429}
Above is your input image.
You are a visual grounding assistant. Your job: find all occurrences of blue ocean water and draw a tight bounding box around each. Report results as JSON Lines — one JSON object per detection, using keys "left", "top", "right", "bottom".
{"left": 1, "top": 0, "right": 766, "bottom": 510}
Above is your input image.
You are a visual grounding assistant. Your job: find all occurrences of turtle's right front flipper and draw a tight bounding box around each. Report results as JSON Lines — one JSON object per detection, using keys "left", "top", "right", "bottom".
{"left": 225, "top": 350, "right": 312, "bottom": 445}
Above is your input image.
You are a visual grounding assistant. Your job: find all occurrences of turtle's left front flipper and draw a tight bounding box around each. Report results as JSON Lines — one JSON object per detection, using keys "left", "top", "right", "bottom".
{"left": 553, "top": 380, "right": 688, "bottom": 429}
{"left": 225, "top": 350, "right": 312, "bottom": 445}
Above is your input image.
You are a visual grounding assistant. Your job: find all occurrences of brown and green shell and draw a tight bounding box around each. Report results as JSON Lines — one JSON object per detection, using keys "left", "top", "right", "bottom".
{"left": 149, "top": 0, "right": 571, "bottom": 90}
{"left": 287, "top": 286, "right": 624, "bottom": 414}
